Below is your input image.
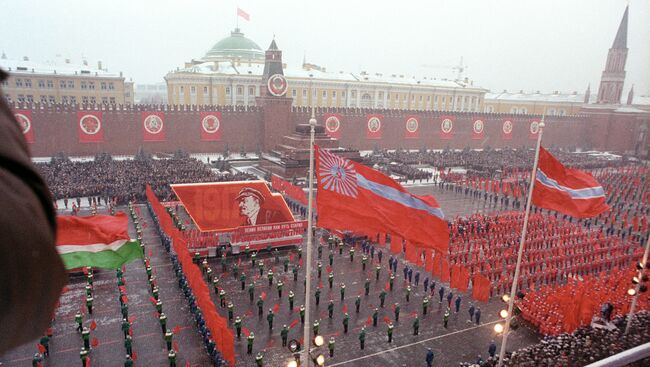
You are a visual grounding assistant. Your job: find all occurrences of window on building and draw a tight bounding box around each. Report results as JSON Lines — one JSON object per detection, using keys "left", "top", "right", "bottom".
{"left": 90, "top": 96, "right": 96, "bottom": 104}
{"left": 108, "top": 82, "right": 115, "bottom": 90}
{"left": 559, "top": 109, "right": 566, "bottom": 116}
{"left": 0, "top": 79, "right": 7, "bottom": 87}
{"left": 40, "top": 95, "right": 47, "bottom": 103}
{"left": 68, "top": 80, "right": 74, "bottom": 88}
{"left": 70, "top": 96, "right": 76, "bottom": 104}
{"left": 351, "top": 91, "right": 356, "bottom": 98}
{"left": 302, "top": 89, "right": 307, "bottom": 97}
{"left": 47, "top": 80, "right": 53, "bottom": 88}
{"left": 486, "top": 105, "right": 494, "bottom": 113}
{"left": 180, "top": 86, "right": 184, "bottom": 94}
{"left": 322, "top": 90, "right": 327, "bottom": 98}
{"left": 88, "top": 82, "right": 95, "bottom": 90}
{"left": 547, "top": 108, "right": 556, "bottom": 116}
{"left": 82, "top": 96, "right": 89, "bottom": 104}
{"left": 204, "top": 86, "right": 208, "bottom": 94}
{"left": 225, "top": 87, "right": 231, "bottom": 95}
{"left": 510, "top": 107, "right": 518, "bottom": 114}
{"left": 341, "top": 91, "right": 346, "bottom": 98}
{"left": 81, "top": 81, "right": 87, "bottom": 90}
{"left": 387, "top": 94, "right": 390, "bottom": 100}
{"left": 237, "top": 86, "right": 243, "bottom": 95}
{"left": 190, "top": 86, "right": 196, "bottom": 95}
{"left": 110, "top": 97, "right": 116, "bottom": 104}
{"left": 49, "top": 95, "right": 55, "bottom": 104}
{"left": 26, "top": 95, "right": 34, "bottom": 103}
{"left": 411, "top": 95, "right": 414, "bottom": 101}
{"left": 360, "top": 93, "right": 372, "bottom": 108}
{"left": 25, "top": 79, "right": 32, "bottom": 88}
{"left": 427, "top": 96, "right": 431, "bottom": 101}
{"left": 15, "top": 79, "right": 23, "bottom": 87}
{"left": 4, "top": 95, "right": 11, "bottom": 103}
{"left": 292, "top": 89, "right": 297, "bottom": 97}
{"left": 442, "top": 96, "right": 446, "bottom": 104}
{"left": 101, "top": 82, "right": 107, "bottom": 90}
{"left": 62, "top": 96, "right": 68, "bottom": 104}
{"left": 38, "top": 80, "right": 45, "bottom": 88}
{"left": 102, "top": 97, "right": 108, "bottom": 104}
{"left": 17, "top": 94, "right": 25, "bottom": 102}
{"left": 249, "top": 86, "right": 255, "bottom": 96}
{"left": 332, "top": 91, "right": 337, "bottom": 98}
{"left": 520, "top": 107, "right": 528, "bottom": 114}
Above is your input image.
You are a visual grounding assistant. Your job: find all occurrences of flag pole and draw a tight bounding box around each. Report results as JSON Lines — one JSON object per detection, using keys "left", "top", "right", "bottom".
{"left": 302, "top": 109, "right": 317, "bottom": 366}
{"left": 496, "top": 117, "right": 545, "bottom": 367}
{"left": 624, "top": 234, "right": 650, "bottom": 334}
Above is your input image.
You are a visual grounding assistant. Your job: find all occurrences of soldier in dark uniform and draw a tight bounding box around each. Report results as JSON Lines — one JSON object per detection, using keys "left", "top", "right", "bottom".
{"left": 343, "top": 313, "right": 349, "bottom": 333}
{"left": 359, "top": 327, "right": 366, "bottom": 350}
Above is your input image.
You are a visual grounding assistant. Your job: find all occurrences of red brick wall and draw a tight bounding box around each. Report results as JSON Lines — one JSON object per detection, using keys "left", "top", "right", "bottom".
{"left": 11, "top": 102, "right": 649, "bottom": 157}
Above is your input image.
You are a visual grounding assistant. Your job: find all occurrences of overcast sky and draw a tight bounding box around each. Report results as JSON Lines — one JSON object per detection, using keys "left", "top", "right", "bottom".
{"left": 1, "top": 0, "right": 648, "bottom": 95}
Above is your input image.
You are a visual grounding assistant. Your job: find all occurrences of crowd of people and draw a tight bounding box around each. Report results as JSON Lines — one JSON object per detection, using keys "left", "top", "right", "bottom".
{"left": 463, "top": 311, "right": 650, "bottom": 367}
{"left": 36, "top": 154, "right": 256, "bottom": 204}
{"left": 448, "top": 211, "right": 641, "bottom": 299}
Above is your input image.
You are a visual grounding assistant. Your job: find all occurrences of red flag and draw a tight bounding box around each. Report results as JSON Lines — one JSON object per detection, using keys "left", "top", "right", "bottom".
{"left": 315, "top": 146, "right": 449, "bottom": 253}
{"left": 128, "top": 316, "right": 136, "bottom": 323}
{"left": 173, "top": 325, "right": 181, "bottom": 334}
{"left": 273, "top": 303, "right": 280, "bottom": 314}
{"left": 342, "top": 304, "right": 348, "bottom": 313}
{"left": 149, "top": 297, "right": 157, "bottom": 305}
{"left": 13, "top": 110, "right": 34, "bottom": 144}
{"left": 472, "top": 274, "right": 490, "bottom": 302}
{"left": 439, "top": 116, "right": 454, "bottom": 140}
{"left": 441, "top": 258, "right": 450, "bottom": 282}
{"left": 86, "top": 358, "right": 91, "bottom": 367}
{"left": 366, "top": 114, "right": 383, "bottom": 139}
{"left": 529, "top": 119, "right": 540, "bottom": 140}
{"left": 77, "top": 111, "right": 104, "bottom": 143}
{"left": 404, "top": 116, "right": 420, "bottom": 139}
{"left": 326, "top": 265, "right": 332, "bottom": 273}
{"left": 121, "top": 295, "right": 128, "bottom": 304}
{"left": 366, "top": 316, "right": 373, "bottom": 326}
{"left": 38, "top": 344, "right": 46, "bottom": 353}
{"left": 62, "top": 286, "right": 69, "bottom": 293}
{"left": 472, "top": 119, "right": 485, "bottom": 140}
{"left": 128, "top": 328, "right": 133, "bottom": 336}
{"left": 37, "top": 363, "right": 43, "bottom": 367}
{"left": 82, "top": 267, "right": 89, "bottom": 275}
{"left": 242, "top": 327, "right": 251, "bottom": 337}
{"left": 200, "top": 112, "right": 222, "bottom": 141}
{"left": 185, "top": 362, "right": 191, "bottom": 367}
{"left": 91, "top": 338, "right": 98, "bottom": 347}
{"left": 132, "top": 352, "right": 137, "bottom": 361}
{"left": 141, "top": 112, "right": 166, "bottom": 141}
{"left": 173, "top": 341, "right": 179, "bottom": 352}
{"left": 289, "top": 319, "right": 299, "bottom": 329}
{"left": 383, "top": 316, "right": 392, "bottom": 324}
{"left": 385, "top": 282, "right": 390, "bottom": 291}
{"left": 261, "top": 292, "right": 267, "bottom": 301}
{"left": 532, "top": 147, "right": 609, "bottom": 218}
{"left": 90, "top": 320, "right": 97, "bottom": 330}
{"left": 322, "top": 113, "right": 342, "bottom": 139}
{"left": 237, "top": 7, "right": 250, "bottom": 21}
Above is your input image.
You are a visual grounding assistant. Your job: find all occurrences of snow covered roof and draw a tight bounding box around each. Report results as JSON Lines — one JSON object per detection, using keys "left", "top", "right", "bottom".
{"left": 485, "top": 91, "right": 595, "bottom": 104}
{"left": 0, "top": 56, "right": 122, "bottom": 78}
{"left": 173, "top": 61, "right": 481, "bottom": 90}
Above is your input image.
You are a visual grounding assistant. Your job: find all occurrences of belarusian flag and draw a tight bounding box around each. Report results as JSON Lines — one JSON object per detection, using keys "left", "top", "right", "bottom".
{"left": 56, "top": 213, "right": 143, "bottom": 270}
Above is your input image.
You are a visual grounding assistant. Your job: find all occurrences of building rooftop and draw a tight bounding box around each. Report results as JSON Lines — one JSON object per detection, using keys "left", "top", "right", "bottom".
{"left": 202, "top": 28, "right": 264, "bottom": 62}
{"left": 485, "top": 91, "right": 596, "bottom": 104}
{"left": 0, "top": 55, "right": 123, "bottom": 78}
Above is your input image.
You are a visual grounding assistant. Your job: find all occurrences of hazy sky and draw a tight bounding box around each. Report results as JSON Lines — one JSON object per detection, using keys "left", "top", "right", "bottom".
{"left": 1, "top": 0, "right": 648, "bottom": 95}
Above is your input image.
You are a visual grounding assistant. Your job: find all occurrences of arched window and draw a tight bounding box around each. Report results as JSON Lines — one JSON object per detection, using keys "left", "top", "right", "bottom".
{"left": 510, "top": 107, "right": 519, "bottom": 114}
{"left": 558, "top": 109, "right": 566, "bottom": 116}
{"left": 360, "top": 93, "right": 373, "bottom": 108}
{"left": 547, "top": 108, "right": 556, "bottom": 116}
{"left": 520, "top": 107, "right": 528, "bottom": 114}
{"left": 486, "top": 105, "right": 494, "bottom": 113}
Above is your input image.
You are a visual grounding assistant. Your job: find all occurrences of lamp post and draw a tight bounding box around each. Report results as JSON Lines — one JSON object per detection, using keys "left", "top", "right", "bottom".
{"left": 624, "top": 235, "right": 650, "bottom": 334}
{"left": 302, "top": 109, "right": 317, "bottom": 366}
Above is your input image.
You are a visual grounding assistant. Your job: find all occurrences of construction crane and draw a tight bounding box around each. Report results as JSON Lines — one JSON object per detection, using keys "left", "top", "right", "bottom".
{"left": 420, "top": 57, "right": 468, "bottom": 82}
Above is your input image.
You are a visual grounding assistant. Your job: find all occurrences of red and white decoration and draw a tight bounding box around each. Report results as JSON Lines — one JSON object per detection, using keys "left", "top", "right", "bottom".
{"left": 142, "top": 112, "right": 166, "bottom": 141}
{"left": 366, "top": 114, "right": 383, "bottom": 139}
{"left": 322, "top": 113, "right": 342, "bottom": 139}
{"left": 404, "top": 116, "right": 419, "bottom": 139}
{"left": 529, "top": 119, "right": 541, "bottom": 140}
{"left": 267, "top": 74, "right": 288, "bottom": 97}
{"left": 472, "top": 119, "right": 485, "bottom": 140}
{"left": 502, "top": 119, "right": 513, "bottom": 140}
{"left": 440, "top": 116, "right": 454, "bottom": 140}
{"left": 77, "top": 111, "right": 103, "bottom": 143}
{"left": 200, "top": 112, "right": 222, "bottom": 141}
{"left": 14, "top": 110, "right": 34, "bottom": 144}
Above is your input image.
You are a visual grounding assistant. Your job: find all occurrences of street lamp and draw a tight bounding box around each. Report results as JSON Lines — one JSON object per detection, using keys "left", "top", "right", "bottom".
{"left": 302, "top": 109, "right": 318, "bottom": 366}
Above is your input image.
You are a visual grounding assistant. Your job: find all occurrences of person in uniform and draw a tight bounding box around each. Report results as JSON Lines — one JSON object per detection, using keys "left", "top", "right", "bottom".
{"left": 423, "top": 297, "right": 429, "bottom": 315}
{"left": 389, "top": 273, "right": 395, "bottom": 291}
{"left": 328, "top": 337, "right": 335, "bottom": 357}
{"left": 340, "top": 283, "right": 346, "bottom": 301}
{"left": 234, "top": 317, "right": 242, "bottom": 339}
{"left": 359, "top": 327, "right": 366, "bottom": 350}
{"left": 39, "top": 334, "right": 49, "bottom": 356}
{"left": 379, "top": 290, "right": 387, "bottom": 307}
{"left": 455, "top": 295, "right": 462, "bottom": 313}
{"left": 267, "top": 309, "right": 274, "bottom": 330}
{"left": 80, "top": 348, "right": 89, "bottom": 367}
{"left": 81, "top": 327, "right": 90, "bottom": 350}
{"left": 124, "top": 335, "right": 133, "bottom": 356}
{"left": 364, "top": 279, "right": 370, "bottom": 296}
{"left": 248, "top": 283, "right": 255, "bottom": 303}
{"left": 292, "top": 265, "right": 299, "bottom": 282}
{"left": 124, "top": 354, "right": 133, "bottom": 367}
{"left": 167, "top": 349, "right": 176, "bottom": 367}
{"left": 413, "top": 315, "right": 420, "bottom": 335}
{"left": 227, "top": 302, "right": 234, "bottom": 320}
{"left": 255, "top": 352, "right": 263, "bottom": 367}
{"left": 280, "top": 325, "right": 289, "bottom": 347}
{"left": 329, "top": 252, "right": 334, "bottom": 267}
{"left": 342, "top": 313, "right": 349, "bottom": 333}
{"left": 257, "top": 296, "right": 264, "bottom": 317}
{"left": 355, "top": 296, "right": 361, "bottom": 313}
{"left": 75, "top": 312, "right": 83, "bottom": 332}
{"left": 394, "top": 303, "right": 401, "bottom": 322}
{"left": 372, "top": 308, "right": 379, "bottom": 327}
{"left": 267, "top": 269, "right": 274, "bottom": 287}
{"left": 315, "top": 288, "right": 321, "bottom": 306}
{"left": 443, "top": 307, "right": 450, "bottom": 328}
{"left": 426, "top": 348, "right": 434, "bottom": 367}
{"left": 121, "top": 318, "right": 131, "bottom": 339}
{"left": 406, "top": 285, "right": 412, "bottom": 302}
{"left": 247, "top": 332, "right": 255, "bottom": 354}
{"left": 299, "top": 305, "right": 305, "bottom": 324}
{"left": 159, "top": 312, "right": 167, "bottom": 334}
{"left": 387, "top": 322, "right": 394, "bottom": 343}
{"left": 86, "top": 296, "right": 94, "bottom": 315}
{"left": 328, "top": 300, "right": 334, "bottom": 319}
{"left": 164, "top": 331, "right": 173, "bottom": 351}
{"left": 288, "top": 291, "right": 295, "bottom": 310}
{"left": 328, "top": 272, "right": 334, "bottom": 289}
{"left": 240, "top": 273, "right": 247, "bottom": 291}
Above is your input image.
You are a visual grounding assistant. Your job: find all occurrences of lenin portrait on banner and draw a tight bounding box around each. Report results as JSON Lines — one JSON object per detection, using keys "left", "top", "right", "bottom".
{"left": 237, "top": 187, "right": 284, "bottom": 226}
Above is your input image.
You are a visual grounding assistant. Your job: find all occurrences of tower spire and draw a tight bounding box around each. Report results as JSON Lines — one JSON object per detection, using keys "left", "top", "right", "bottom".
{"left": 596, "top": 6, "right": 629, "bottom": 104}
{"left": 612, "top": 5, "right": 629, "bottom": 49}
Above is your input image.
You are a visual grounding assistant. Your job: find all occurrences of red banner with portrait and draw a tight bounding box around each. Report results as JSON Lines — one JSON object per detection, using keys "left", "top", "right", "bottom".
{"left": 529, "top": 119, "right": 541, "bottom": 140}
{"left": 200, "top": 112, "right": 222, "bottom": 141}
{"left": 171, "top": 180, "right": 295, "bottom": 232}
{"left": 502, "top": 119, "right": 513, "bottom": 140}
{"left": 141, "top": 111, "right": 166, "bottom": 141}
{"left": 472, "top": 118, "right": 485, "bottom": 140}
{"left": 439, "top": 116, "right": 454, "bottom": 140}
{"left": 77, "top": 111, "right": 104, "bottom": 143}
{"left": 322, "top": 113, "right": 342, "bottom": 139}
{"left": 404, "top": 115, "right": 420, "bottom": 139}
{"left": 366, "top": 114, "right": 383, "bottom": 139}
{"left": 13, "top": 110, "right": 34, "bottom": 144}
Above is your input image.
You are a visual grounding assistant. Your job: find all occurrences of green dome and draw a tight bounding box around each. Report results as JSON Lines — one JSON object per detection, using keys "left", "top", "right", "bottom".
{"left": 203, "top": 28, "right": 264, "bottom": 61}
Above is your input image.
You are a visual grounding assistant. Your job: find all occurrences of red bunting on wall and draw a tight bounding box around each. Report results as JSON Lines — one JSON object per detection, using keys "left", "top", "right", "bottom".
{"left": 141, "top": 112, "right": 166, "bottom": 141}
{"left": 200, "top": 112, "right": 222, "bottom": 141}
{"left": 404, "top": 116, "right": 419, "bottom": 139}
{"left": 323, "top": 113, "right": 342, "bottom": 139}
{"left": 439, "top": 116, "right": 454, "bottom": 140}
{"left": 502, "top": 119, "right": 513, "bottom": 140}
{"left": 366, "top": 114, "right": 383, "bottom": 139}
{"left": 529, "top": 119, "right": 541, "bottom": 140}
{"left": 13, "top": 110, "right": 34, "bottom": 143}
{"left": 472, "top": 119, "right": 485, "bottom": 140}
{"left": 77, "top": 111, "right": 104, "bottom": 143}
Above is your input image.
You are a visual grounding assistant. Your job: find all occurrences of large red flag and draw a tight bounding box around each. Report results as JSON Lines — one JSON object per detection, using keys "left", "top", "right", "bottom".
{"left": 471, "top": 119, "right": 485, "bottom": 140}
{"left": 532, "top": 147, "right": 609, "bottom": 218}
{"left": 142, "top": 112, "right": 166, "bottom": 141}
{"left": 237, "top": 7, "right": 250, "bottom": 21}
{"left": 366, "top": 114, "right": 383, "bottom": 139}
{"left": 472, "top": 274, "right": 490, "bottom": 302}
{"left": 501, "top": 119, "right": 513, "bottom": 140}
{"left": 323, "top": 113, "right": 342, "bottom": 139}
{"left": 315, "top": 145, "right": 449, "bottom": 253}
{"left": 199, "top": 112, "right": 222, "bottom": 141}
{"left": 439, "top": 116, "right": 454, "bottom": 140}
{"left": 13, "top": 110, "right": 34, "bottom": 143}
{"left": 404, "top": 116, "right": 419, "bottom": 139}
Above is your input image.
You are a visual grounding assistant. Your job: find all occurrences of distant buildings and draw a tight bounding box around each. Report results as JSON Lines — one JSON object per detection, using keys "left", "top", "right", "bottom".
{"left": 0, "top": 53, "right": 133, "bottom": 105}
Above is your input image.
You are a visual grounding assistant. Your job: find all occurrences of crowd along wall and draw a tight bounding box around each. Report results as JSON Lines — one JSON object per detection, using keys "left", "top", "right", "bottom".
{"left": 9, "top": 101, "right": 648, "bottom": 157}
